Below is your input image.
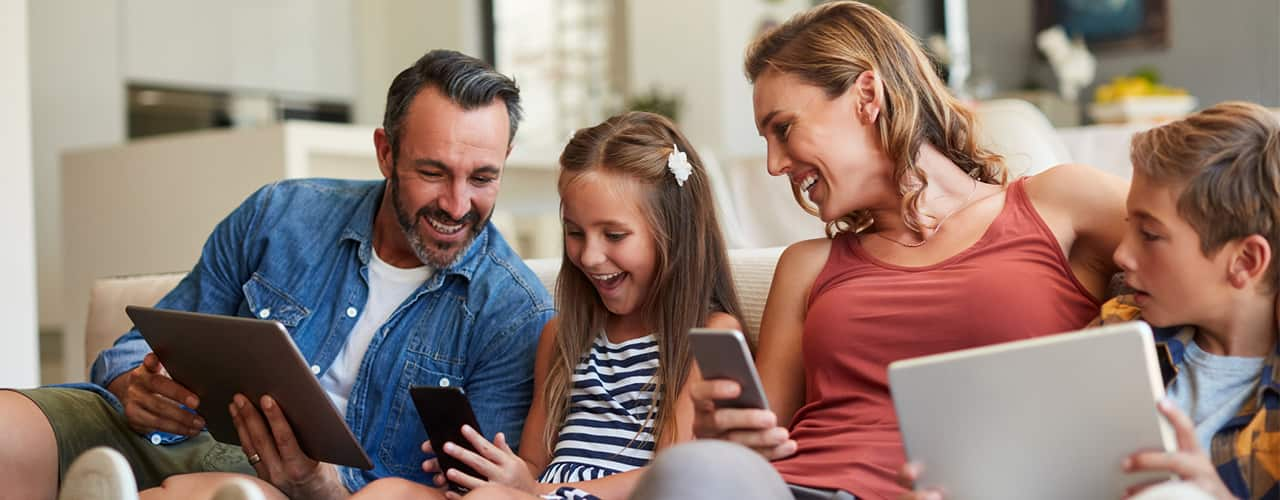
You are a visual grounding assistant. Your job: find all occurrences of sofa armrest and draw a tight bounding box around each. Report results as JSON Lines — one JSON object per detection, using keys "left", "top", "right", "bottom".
{"left": 84, "top": 273, "right": 187, "bottom": 375}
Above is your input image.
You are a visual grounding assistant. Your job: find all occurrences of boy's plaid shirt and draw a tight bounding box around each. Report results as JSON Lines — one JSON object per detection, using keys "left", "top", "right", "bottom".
{"left": 1095, "top": 295, "right": 1280, "bottom": 499}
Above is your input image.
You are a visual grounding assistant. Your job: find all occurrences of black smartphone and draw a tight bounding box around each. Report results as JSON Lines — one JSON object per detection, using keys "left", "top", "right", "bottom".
{"left": 409, "top": 386, "right": 485, "bottom": 491}
{"left": 689, "top": 329, "right": 771, "bottom": 410}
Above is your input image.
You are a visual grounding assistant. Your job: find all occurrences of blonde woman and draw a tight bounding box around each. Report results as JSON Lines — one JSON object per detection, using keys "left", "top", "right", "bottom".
{"left": 356, "top": 112, "right": 745, "bottom": 500}
{"left": 635, "top": 2, "right": 1129, "bottom": 499}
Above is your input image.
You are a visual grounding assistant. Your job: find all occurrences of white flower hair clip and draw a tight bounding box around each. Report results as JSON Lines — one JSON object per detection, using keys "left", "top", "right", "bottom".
{"left": 667, "top": 144, "right": 693, "bottom": 187}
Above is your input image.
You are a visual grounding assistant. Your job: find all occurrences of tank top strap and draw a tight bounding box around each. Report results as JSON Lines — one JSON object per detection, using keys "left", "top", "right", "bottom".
{"left": 997, "top": 177, "right": 1068, "bottom": 256}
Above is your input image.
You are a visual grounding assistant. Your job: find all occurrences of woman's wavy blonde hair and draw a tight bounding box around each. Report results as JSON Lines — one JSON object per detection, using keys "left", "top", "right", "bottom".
{"left": 745, "top": 0, "right": 1007, "bottom": 237}
{"left": 544, "top": 111, "right": 746, "bottom": 455}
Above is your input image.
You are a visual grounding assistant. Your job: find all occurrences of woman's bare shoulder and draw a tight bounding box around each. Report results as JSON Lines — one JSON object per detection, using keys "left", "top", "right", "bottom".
{"left": 1023, "top": 163, "right": 1128, "bottom": 217}
{"left": 774, "top": 237, "right": 835, "bottom": 292}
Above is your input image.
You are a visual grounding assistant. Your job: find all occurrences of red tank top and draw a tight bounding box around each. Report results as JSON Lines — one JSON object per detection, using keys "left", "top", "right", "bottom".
{"left": 772, "top": 178, "right": 1100, "bottom": 499}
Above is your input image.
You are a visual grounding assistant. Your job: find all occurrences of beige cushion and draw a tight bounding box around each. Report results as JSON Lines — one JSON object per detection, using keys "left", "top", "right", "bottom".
{"left": 83, "top": 273, "right": 186, "bottom": 375}
{"left": 83, "top": 248, "right": 786, "bottom": 369}
{"left": 728, "top": 247, "right": 785, "bottom": 345}
{"left": 523, "top": 257, "right": 561, "bottom": 297}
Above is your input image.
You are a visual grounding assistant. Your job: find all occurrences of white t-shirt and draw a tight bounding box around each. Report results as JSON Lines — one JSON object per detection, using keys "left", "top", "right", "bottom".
{"left": 319, "top": 249, "right": 432, "bottom": 417}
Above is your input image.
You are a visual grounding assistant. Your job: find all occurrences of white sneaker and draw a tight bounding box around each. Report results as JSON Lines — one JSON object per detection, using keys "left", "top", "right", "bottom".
{"left": 58, "top": 446, "right": 139, "bottom": 500}
{"left": 209, "top": 477, "right": 267, "bottom": 500}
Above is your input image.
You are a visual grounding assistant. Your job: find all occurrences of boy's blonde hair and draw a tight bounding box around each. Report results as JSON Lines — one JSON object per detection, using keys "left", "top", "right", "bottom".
{"left": 1130, "top": 101, "right": 1280, "bottom": 286}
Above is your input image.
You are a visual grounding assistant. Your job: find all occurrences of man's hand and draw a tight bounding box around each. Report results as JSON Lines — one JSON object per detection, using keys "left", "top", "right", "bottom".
{"left": 229, "top": 394, "right": 348, "bottom": 500}
{"left": 107, "top": 352, "right": 205, "bottom": 436}
{"left": 1122, "top": 400, "right": 1236, "bottom": 500}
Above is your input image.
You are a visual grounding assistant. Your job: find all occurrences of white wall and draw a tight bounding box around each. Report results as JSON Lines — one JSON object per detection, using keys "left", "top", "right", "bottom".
{"left": 353, "top": 0, "right": 484, "bottom": 126}
{"left": 29, "top": 0, "right": 126, "bottom": 347}
{"left": 123, "top": 0, "right": 355, "bottom": 100}
{"left": 626, "top": 0, "right": 808, "bottom": 160}
{"left": 0, "top": 0, "right": 40, "bottom": 387}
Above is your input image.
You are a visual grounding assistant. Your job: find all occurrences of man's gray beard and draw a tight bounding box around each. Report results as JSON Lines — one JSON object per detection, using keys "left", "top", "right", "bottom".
{"left": 390, "top": 175, "right": 488, "bottom": 268}
{"left": 398, "top": 220, "right": 480, "bottom": 269}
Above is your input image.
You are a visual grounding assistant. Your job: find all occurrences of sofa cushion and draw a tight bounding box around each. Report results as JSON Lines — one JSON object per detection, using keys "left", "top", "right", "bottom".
{"left": 84, "top": 247, "right": 786, "bottom": 369}
{"left": 83, "top": 272, "right": 186, "bottom": 375}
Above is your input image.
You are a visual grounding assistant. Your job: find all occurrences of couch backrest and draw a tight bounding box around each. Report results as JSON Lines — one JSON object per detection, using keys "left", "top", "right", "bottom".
{"left": 84, "top": 247, "right": 785, "bottom": 371}
{"left": 84, "top": 273, "right": 187, "bottom": 375}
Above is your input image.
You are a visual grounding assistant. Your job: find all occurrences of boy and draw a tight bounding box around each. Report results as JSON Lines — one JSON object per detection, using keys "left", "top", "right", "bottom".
{"left": 1099, "top": 101, "right": 1280, "bottom": 499}
{"left": 901, "top": 101, "right": 1280, "bottom": 500}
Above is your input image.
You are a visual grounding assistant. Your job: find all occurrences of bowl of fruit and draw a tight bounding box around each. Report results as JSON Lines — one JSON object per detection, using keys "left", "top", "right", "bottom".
{"left": 1088, "top": 69, "right": 1196, "bottom": 124}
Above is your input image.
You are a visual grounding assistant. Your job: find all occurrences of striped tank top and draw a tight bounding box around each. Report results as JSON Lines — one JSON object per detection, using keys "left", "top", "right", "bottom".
{"left": 540, "top": 331, "right": 660, "bottom": 484}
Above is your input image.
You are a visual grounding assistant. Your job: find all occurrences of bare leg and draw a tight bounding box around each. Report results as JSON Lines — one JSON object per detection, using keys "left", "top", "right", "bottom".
{"left": 350, "top": 478, "right": 447, "bottom": 500}
{"left": 463, "top": 484, "right": 540, "bottom": 499}
{"left": 139, "top": 472, "right": 287, "bottom": 500}
{"left": 0, "top": 390, "right": 59, "bottom": 500}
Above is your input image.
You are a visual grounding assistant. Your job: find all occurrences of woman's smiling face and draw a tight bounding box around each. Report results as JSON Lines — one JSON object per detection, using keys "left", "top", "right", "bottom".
{"left": 752, "top": 69, "right": 895, "bottom": 222}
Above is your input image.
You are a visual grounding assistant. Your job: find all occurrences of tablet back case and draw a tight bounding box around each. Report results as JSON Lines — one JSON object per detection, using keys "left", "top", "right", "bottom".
{"left": 126, "top": 306, "right": 373, "bottom": 469}
{"left": 888, "top": 321, "right": 1174, "bottom": 500}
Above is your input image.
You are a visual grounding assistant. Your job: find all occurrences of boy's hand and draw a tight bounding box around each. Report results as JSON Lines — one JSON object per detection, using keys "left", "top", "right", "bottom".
{"left": 1122, "top": 400, "right": 1236, "bottom": 500}
{"left": 896, "top": 462, "right": 946, "bottom": 500}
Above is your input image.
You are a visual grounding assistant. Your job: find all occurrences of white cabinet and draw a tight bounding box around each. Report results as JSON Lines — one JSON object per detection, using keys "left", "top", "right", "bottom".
{"left": 122, "top": 0, "right": 355, "bottom": 99}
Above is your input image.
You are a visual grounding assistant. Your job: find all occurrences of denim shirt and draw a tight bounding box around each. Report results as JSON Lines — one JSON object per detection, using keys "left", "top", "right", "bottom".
{"left": 84, "top": 179, "right": 555, "bottom": 491}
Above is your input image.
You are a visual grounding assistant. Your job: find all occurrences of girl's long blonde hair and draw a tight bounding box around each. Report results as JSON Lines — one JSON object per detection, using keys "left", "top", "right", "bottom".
{"left": 544, "top": 111, "right": 746, "bottom": 454}
{"left": 745, "top": 0, "right": 1008, "bottom": 237}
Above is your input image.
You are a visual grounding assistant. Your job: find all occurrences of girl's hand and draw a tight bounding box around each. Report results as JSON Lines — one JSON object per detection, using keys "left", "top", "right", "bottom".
{"left": 690, "top": 378, "right": 796, "bottom": 460}
{"left": 420, "top": 441, "right": 448, "bottom": 489}
{"left": 1122, "top": 400, "right": 1236, "bottom": 500}
{"left": 439, "top": 425, "right": 539, "bottom": 494}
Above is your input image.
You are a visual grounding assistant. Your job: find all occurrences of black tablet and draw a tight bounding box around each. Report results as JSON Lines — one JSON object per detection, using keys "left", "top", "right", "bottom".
{"left": 125, "top": 305, "right": 373, "bottom": 469}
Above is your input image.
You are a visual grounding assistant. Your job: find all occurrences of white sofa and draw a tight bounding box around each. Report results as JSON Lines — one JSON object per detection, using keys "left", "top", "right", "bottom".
{"left": 82, "top": 247, "right": 786, "bottom": 373}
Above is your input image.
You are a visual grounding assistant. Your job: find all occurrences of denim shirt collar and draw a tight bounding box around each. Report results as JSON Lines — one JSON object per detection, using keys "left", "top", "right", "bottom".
{"left": 338, "top": 181, "right": 488, "bottom": 284}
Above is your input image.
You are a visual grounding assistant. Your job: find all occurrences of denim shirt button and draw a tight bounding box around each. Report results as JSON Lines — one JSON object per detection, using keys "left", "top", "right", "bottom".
{"left": 310, "top": 364, "right": 321, "bottom": 375}
{"left": 438, "top": 377, "right": 450, "bottom": 387}
{"left": 149, "top": 433, "right": 162, "bottom": 445}
{"left": 258, "top": 308, "right": 271, "bottom": 319}
{"left": 346, "top": 307, "right": 358, "bottom": 318}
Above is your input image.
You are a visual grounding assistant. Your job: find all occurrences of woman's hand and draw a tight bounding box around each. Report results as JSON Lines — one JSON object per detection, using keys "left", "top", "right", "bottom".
{"left": 690, "top": 378, "right": 797, "bottom": 460}
{"left": 1122, "top": 400, "right": 1236, "bottom": 500}
{"left": 435, "top": 425, "right": 539, "bottom": 495}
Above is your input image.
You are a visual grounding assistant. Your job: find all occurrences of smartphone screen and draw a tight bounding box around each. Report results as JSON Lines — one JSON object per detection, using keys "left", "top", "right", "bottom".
{"left": 409, "top": 386, "right": 485, "bottom": 491}
{"left": 689, "top": 329, "right": 770, "bottom": 411}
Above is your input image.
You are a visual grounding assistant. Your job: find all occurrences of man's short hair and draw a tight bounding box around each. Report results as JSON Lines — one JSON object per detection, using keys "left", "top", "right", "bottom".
{"left": 382, "top": 49, "right": 522, "bottom": 161}
{"left": 1130, "top": 101, "right": 1280, "bottom": 283}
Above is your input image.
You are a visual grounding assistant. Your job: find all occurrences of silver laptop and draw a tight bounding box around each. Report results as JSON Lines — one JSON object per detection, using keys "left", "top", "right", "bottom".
{"left": 888, "top": 321, "right": 1174, "bottom": 500}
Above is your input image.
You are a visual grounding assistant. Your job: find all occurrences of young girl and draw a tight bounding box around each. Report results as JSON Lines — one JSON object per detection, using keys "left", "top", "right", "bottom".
{"left": 355, "top": 111, "right": 745, "bottom": 500}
